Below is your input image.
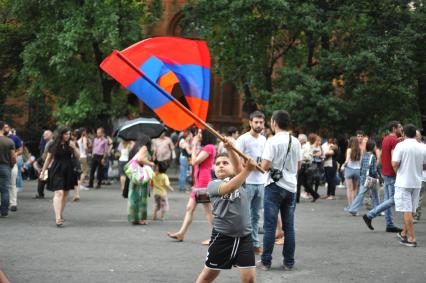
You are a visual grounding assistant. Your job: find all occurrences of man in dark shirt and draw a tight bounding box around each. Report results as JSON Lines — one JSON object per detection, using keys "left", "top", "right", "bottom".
{"left": 0, "top": 121, "right": 16, "bottom": 217}
{"left": 362, "top": 121, "right": 403, "bottom": 232}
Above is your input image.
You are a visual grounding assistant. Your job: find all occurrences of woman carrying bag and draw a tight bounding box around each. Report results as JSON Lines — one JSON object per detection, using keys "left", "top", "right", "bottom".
{"left": 347, "top": 140, "right": 380, "bottom": 215}
{"left": 124, "top": 135, "right": 154, "bottom": 225}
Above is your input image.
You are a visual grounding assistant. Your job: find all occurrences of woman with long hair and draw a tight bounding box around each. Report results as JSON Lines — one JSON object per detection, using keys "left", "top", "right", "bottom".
{"left": 347, "top": 140, "right": 380, "bottom": 215}
{"left": 126, "top": 135, "right": 154, "bottom": 225}
{"left": 341, "top": 136, "right": 361, "bottom": 209}
{"left": 168, "top": 128, "right": 217, "bottom": 244}
{"left": 40, "top": 127, "right": 80, "bottom": 227}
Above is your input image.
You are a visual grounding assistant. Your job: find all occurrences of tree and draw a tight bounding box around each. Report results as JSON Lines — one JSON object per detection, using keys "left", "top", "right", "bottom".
{"left": 9, "top": 0, "right": 162, "bottom": 132}
{"left": 183, "top": 0, "right": 424, "bottom": 135}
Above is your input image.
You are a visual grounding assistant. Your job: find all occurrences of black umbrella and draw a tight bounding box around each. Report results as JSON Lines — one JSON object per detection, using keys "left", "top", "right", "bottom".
{"left": 115, "top": 117, "right": 165, "bottom": 140}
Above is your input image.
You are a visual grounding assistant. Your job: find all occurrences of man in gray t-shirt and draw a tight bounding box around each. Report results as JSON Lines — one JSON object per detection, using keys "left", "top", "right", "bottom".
{"left": 196, "top": 141, "right": 257, "bottom": 283}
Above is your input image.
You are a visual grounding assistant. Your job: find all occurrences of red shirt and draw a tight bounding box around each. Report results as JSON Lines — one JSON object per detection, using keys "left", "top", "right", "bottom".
{"left": 381, "top": 134, "right": 400, "bottom": 177}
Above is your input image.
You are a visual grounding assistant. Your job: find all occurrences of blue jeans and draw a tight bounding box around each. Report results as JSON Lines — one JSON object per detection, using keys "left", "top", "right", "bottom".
{"left": 178, "top": 154, "right": 189, "bottom": 191}
{"left": 16, "top": 155, "right": 24, "bottom": 190}
{"left": 367, "top": 176, "right": 396, "bottom": 228}
{"left": 349, "top": 183, "right": 380, "bottom": 214}
{"left": 262, "top": 183, "right": 296, "bottom": 267}
{"left": 0, "top": 164, "right": 12, "bottom": 214}
{"left": 245, "top": 183, "right": 264, "bottom": 248}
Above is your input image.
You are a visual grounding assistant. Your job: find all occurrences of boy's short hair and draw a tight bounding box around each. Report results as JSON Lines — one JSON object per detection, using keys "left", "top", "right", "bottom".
{"left": 215, "top": 152, "right": 229, "bottom": 161}
{"left": 249, "top": 110, "right": 265, "bottom": 121}
{"left": 157, "top": 161, "right": 168, "bottom": 173}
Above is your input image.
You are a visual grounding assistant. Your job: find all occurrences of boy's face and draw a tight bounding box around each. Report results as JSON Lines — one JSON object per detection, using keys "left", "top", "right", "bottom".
{"left": 214, "top": 156, "right": 234, "bottom": 179}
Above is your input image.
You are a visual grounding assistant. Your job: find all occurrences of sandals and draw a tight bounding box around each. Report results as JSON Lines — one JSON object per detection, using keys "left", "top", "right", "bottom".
{"left": 167, "top": 232, "right": 184, "bottom": 242}
{"left": 55, "top": 219, "right": 64, "bottom": 227}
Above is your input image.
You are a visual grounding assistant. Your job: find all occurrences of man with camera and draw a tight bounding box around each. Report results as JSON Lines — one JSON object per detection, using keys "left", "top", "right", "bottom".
{"left": 256, "top": 110, "right": 302, "bottom": 271}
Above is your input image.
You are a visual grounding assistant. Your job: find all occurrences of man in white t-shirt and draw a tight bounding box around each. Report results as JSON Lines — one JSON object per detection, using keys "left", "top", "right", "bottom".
{"left": 392, "top": 124, "right": 426, "bottom": 247}
{"left": 256, "top": 110, "right": 302, "bottom": 271}
{"left": 236, "top": 111, "right": 266, "bottom": 255}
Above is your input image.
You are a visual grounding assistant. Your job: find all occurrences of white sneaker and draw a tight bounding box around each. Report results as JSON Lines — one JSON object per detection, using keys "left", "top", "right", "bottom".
{"left": 301, "top": 192, "right": 310, "bottom": 199}
{"left": 80, "top": 185, "right": 89, "bottom": 191}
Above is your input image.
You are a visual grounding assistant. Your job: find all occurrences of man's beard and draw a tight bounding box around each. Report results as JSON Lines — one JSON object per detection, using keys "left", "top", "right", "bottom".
{"left": 252, "top": 127, "right": 263, "bottom": 134}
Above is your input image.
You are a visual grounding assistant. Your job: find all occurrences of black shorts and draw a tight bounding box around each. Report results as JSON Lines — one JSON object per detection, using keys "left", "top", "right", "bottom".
{"left": 204, "top": 229, "right": 255, "bottom": 270}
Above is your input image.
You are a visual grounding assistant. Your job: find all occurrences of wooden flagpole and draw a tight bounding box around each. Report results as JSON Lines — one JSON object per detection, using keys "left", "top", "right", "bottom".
{"left": 114, "top": 50, "right": 265, "bottom": 173}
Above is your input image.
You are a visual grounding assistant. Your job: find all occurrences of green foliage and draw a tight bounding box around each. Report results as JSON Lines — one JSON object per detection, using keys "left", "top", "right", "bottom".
{"left": 184, "top": 0, "right": 426, "bottom": 134}
{"left": 6, "top": 0, "right": 162, "bottom": 130}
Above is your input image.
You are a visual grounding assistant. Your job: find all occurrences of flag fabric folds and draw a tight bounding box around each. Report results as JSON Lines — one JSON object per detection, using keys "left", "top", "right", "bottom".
{"left": 100, "top": 37, "right": 211, "bottom": 131}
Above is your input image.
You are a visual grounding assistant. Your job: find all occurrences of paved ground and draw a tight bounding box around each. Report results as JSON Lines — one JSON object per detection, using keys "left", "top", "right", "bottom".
{"left": 1, "top": 178, "right": 425, "bottom": 283}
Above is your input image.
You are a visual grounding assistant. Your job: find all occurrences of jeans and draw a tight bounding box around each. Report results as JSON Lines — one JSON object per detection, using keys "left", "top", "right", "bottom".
{"left": 262, "top": 183, "right": 296, "bottom": 267}
{"left": 367, "top": 176, "right": 396, "bottom": 228}
{"left": 89, "top": 154, "right": 104, "bottom": 187}
{"left": 16, "top": 155, "right": 24, "bottom": 190}
{"left": 178, "top": 154, "right": 189, "bottom": 191}
{"left": 245, "top": 183, "right": 264, "bottom": 248}
{"left": 349, "top": 183, "right": 380, "bottom": 214}
{"left": 0, "top": 164, "right": 12, "bottom": 214}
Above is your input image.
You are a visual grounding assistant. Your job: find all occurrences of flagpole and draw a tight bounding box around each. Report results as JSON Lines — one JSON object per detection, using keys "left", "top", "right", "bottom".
{"left": 114, "top": 50, "right": 265, "bottom": 173}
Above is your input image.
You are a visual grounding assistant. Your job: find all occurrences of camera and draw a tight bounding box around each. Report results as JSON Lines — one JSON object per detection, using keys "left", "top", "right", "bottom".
{"left": 269, "top": 168, "right": 283, "bottom": 182}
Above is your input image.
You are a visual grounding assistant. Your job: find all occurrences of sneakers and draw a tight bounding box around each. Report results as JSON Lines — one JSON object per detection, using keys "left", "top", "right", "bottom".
{"left": 362, "top": 214, "right": 374, "bottom": 230}
{"left": 399, "top": 239, "right": 417, "bottom": 247}
{"left": 10, "top": 206, "right": 17, "bottom": 212}
{"left": 281, "top": 264, "right": 295, "bottom": 271}
{"left": 396, "top": 232, "right": 407, "bottom": 241}
{"left": 386, "top": 226, "right": 402, "bottom": 233}
{"left": 255, "top": 260, "right": 270, "bottom": 271}
{"left": 80, "top": 185, "right": 89, "bottom": 191}
{"left": 348, "top": 211, "right": 358, "bottom": 216}
{"left": 1, "top": 211, "right": 8, "bottom": 217}
{"left": 32, "top": 194, "right": 44, "bottom": 199}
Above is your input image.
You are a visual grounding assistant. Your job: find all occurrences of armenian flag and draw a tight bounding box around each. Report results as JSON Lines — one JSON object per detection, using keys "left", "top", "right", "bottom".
{"left": 100, "top": 37, "right": 210, "bottom": 131}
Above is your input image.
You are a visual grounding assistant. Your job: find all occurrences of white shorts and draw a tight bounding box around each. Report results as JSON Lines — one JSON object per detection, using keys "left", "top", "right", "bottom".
{"left": 394, "top": 187, "right": 421, "bottom": 213}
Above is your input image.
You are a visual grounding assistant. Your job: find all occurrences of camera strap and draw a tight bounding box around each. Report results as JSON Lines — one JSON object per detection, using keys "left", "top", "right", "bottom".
{"left": 279, "top": 133, "right": 292, "bottom": 172}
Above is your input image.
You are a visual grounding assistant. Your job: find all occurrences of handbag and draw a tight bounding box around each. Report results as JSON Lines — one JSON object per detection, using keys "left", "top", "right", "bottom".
{"left": 363, "top": 154, "right": 378, "bottom": 189}
{"left": 195, "top": 189, "right": 210, "bottom": 203}
{"left": 124, "top": 159, "right": 154, "bottom": 186}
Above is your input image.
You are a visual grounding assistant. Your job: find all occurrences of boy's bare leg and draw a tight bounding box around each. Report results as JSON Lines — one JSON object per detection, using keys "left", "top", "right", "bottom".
{"left": 196, "top": 267, "right": 220, "bottom": 283}
{"left": 160, "top": 210, "right": 165, "bottom": 220}
{"left": 239, "top": 268, "right": 256, "bottom": 283}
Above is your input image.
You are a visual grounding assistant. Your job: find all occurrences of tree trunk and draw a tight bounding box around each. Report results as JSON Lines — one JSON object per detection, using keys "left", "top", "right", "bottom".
{"left": 92, "top": 41, "right": 114, "bottom": 134}
{"left": 242, "top": 83, "right": 258, "bottom": 114}
{"left": 306, "top": 31, "right": 315, "bottom": 68}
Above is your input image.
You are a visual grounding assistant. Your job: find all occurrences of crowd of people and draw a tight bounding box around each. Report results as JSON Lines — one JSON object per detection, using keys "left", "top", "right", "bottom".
{"left": 1, "top": 111, "right": 425, "bottom": 282}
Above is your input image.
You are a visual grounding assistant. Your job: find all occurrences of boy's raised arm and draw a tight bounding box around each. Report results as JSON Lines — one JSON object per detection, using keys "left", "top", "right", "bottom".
{"left": 217, "top": 159, "right": 256, "bottom": 196}
{"left": 223, "top": 138, "right": 243, "bottom": 174}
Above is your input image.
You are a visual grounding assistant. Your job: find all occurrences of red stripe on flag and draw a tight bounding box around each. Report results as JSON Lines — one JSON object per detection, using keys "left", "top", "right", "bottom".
{"left": 100, "top": 51, "right": 141, "bottom": 87}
